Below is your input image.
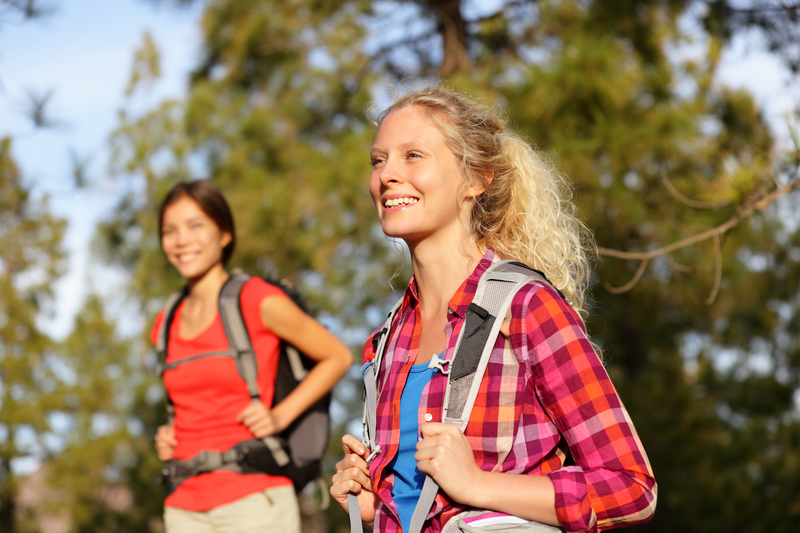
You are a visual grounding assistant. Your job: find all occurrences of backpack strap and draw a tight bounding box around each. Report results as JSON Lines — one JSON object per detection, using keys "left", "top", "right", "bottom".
{"left": 347, "top": 297, "right": 404, "bottom": 533}
{"left": 218, "top": 273, "right": 291, "bottom": 468}
{"left": 156, "top": 289, "right": 188, "bottom": 427}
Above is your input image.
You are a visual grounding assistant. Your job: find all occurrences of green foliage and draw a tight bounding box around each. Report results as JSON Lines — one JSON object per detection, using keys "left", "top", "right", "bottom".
{"left": 0, "top": 137, "right": 66, "bottom": 531}
{"left": 39, "top": 294, "right": 157, "bottom": 532}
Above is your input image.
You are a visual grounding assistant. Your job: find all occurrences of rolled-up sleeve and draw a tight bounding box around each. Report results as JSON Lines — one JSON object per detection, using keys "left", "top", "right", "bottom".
{"left": 515, "top": 285, "right": 657, "bottom": 532}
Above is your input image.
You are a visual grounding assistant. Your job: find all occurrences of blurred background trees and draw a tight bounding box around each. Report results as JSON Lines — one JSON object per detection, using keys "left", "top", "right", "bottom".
{"left": 2, "top": 0, "right": 799, "bottom": 531}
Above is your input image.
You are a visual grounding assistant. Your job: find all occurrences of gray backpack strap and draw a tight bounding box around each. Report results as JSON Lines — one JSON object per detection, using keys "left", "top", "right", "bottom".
{"left": 156, "top": 291, "right": 186, "bottom": 367}
{"left": 348, "top": 298, "right": 404, "bottom": 533}
{"left": 218, "top": 273, "right": 290, "bottom": 467}
{"left": 157, "top": 290, "right": 187, "bottom": 427}
{"left": 408, "top": 260, "right": 556, "bottom": 533}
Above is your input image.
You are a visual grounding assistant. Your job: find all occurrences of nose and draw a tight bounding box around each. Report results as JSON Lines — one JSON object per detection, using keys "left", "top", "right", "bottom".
{"left": 174, "top": 226, "right": 191, "bottom": 246}
{"left": 378, "top": 157, "right": 402, "bottom": 187}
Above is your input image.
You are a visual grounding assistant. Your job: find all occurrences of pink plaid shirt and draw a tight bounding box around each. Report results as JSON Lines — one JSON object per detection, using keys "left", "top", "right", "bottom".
{"left": 362, "top": 249, "right": 656, "bottom": 533}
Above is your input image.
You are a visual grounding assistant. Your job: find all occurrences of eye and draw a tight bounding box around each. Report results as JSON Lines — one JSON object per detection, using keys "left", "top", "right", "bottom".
{"left": 406, "top": 151, "right": 422, "bottom": 160}
{"left": 370, "top": 156, "right": 385, "bottom": 168}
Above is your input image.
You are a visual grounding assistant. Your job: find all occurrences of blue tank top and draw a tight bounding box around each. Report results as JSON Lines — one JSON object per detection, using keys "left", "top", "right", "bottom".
{"left": 389, "top": 361, "right": 437, "bottom": 532}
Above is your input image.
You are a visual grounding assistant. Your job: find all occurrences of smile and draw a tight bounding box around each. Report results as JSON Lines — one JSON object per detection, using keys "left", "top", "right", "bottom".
{"left": 384, "top": 197, "right": 418, "bottom": 208}
{"left": 176, "top": 252, "right": 200, "bottom": 263}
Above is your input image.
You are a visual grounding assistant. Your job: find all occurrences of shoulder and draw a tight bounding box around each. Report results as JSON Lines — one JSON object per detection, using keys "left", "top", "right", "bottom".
{"left": 149, "top": 309, "right": 166, "bottom": 346}
{"left": 507, "top": 280, "right": 592, "bottom": 369}
{"left": 240, "top": 276, "right": 289, "bottom": 308}
{"left": 511, "top": 279, "right": 584, "bottom": 333}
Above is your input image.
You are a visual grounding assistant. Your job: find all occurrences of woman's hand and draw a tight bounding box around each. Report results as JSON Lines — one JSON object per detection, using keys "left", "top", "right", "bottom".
{"left": 155, "top": 424, "right": 177, "bottom": 461}
{"left": 237, "top": 401, "right": 283, "bottom": 438}
{"left": 415, "top": 422, "right": 484, "bottom": 505}
{"left": 331, "top": 434, "right": 376, "bottom": 527}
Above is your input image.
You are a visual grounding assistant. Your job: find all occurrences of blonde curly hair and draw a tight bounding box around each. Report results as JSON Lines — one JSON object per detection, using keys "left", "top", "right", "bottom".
{"left": 377, "top": 87, "right": 595, "bottom": 316}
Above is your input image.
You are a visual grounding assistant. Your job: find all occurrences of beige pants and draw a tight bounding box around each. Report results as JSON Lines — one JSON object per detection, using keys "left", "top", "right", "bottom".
{"left": 164, "top": 485, "right": 300, "bottom": 533}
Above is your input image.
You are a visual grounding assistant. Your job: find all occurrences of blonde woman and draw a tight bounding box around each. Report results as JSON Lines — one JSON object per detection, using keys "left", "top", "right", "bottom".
{"left": 331, "top": 88, "right": 656, "bottom": 532}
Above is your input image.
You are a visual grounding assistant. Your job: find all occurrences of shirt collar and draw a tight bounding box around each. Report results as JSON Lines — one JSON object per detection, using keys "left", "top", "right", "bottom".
{"left": 400, "top": 247, "right": 498, "bottom": 319}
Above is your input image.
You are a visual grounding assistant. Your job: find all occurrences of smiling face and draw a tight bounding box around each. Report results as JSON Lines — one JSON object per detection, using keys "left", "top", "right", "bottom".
{"left": 369, "top": 105, "right": 482, "bottom": 248}
{"left": 160, "top": 195, "right": 232, "bottom": 282}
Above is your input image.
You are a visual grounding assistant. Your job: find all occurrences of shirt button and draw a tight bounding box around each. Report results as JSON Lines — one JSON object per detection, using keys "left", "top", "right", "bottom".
{"left": 424, "top": 413, "right": 433, "bottom": 422}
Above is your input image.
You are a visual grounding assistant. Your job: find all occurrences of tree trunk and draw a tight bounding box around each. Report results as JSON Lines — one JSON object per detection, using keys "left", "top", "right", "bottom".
{"left": 428, "top": 0, "right": 468, "bottom": 76}
{"left": 1, "top": 458, "right": 15, "bottom": 533}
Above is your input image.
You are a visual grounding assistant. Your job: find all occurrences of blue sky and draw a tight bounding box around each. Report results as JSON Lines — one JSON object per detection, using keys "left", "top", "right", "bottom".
{"left": 0, "top": 1, "right": 798, "bottom": 341}
{"left": 0, "top": 0, "right": 202, "bottom": 338}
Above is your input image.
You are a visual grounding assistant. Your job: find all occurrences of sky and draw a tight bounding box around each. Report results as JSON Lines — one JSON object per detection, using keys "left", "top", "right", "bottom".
{"left": 0, "top": 0, "right": 798, "bottom": 342}
{"left": 0, "top": 0, "right": 203, "bottom": 339}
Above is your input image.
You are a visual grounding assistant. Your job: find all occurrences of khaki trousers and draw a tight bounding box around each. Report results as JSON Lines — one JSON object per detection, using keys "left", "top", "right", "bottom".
{"left": 164, "top": 485, "right": 300, "bottom": 533}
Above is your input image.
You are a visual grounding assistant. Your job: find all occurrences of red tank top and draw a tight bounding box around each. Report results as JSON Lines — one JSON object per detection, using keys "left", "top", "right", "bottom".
{"left": 150, "top": 277, "right": 292, "bottom": 511}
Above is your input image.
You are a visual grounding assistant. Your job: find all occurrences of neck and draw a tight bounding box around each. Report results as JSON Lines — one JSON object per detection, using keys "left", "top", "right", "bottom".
{"left": 185, "top": 263, "right": 229, "bottom": 304}
{"left": 408, "top": 233, "right": 483, "bottom": 313}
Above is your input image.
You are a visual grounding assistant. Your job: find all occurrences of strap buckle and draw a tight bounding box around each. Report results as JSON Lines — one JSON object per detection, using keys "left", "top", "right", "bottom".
{"left": 428, "top": 353, "right": 451, "bottom": 375}
{"left": 365, "top": 444, "right": 381, "bottom": 465}
{"left": 371, "top": 327, "right": 387, "bottom": 351}
{"left": 360, "top": 360, "right": 375, "bottom": 376}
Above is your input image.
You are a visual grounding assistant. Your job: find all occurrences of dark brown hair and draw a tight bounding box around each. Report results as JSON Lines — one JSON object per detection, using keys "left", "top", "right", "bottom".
{"left": 158, "top": 180, "right": 236, "bottom": 265}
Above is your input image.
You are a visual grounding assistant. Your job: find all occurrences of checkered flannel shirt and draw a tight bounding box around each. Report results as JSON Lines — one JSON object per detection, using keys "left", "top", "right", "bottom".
{"left": 362, "top": 248, "right": 657, "bottom": 533}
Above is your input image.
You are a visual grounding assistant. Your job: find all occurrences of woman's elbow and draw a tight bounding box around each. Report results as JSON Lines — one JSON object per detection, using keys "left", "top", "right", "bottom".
{"left": 332, "top": 342, "right": 355, "bottom": 378}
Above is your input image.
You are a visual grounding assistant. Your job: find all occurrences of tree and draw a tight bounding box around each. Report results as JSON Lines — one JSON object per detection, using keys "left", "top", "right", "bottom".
{"left": 0, "top": 137, "right": 66, "bottom": 533}
{"left": 99, "top": 0, "right": 800, "bottom": 531}
{"left": 41, "top": 294, "right": 161, "bottom": 533}
{"left": 0, "top": 0, "right": 56, "bottom": 27}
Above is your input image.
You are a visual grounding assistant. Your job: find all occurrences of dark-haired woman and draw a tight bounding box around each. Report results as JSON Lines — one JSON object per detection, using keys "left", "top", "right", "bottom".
{"left": 152, "top": 180, "right": 352, "bottom": 533}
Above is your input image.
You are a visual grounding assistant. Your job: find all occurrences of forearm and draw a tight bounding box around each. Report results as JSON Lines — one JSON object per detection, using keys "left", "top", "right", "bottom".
{"left": 462, "top": 470, "right": 560, "bottom": 527}
{"left": 272, "top": 348, "right": 351, "bottom": 429}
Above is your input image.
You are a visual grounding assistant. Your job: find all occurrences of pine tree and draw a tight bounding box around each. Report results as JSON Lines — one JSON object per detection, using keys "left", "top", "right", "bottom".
{"left": 41, "top": 294, "right": 158, "bottom": 533}
{"left": 0, "top": 137, "right": 66, "bottom": 533}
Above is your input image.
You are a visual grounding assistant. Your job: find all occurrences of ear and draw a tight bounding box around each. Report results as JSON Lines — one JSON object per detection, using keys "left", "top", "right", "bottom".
{"left": 220, "top": 230, "right": 233, "bottom": 248}
{"left": 466, "top": 171, "right": 494, "bottom": 199}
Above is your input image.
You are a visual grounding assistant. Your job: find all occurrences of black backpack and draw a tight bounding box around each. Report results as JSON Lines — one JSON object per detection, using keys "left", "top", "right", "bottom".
{"left": 155, "top": 272, "right": 330, "bottom": 494}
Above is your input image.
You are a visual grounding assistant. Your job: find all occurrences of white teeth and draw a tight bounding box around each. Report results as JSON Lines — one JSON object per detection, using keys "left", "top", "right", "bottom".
{"left": 177, "top": 252, "right": 198, "bottom": 262}
{"left": 384, "top": 197, "right": 418, "bottom": 208}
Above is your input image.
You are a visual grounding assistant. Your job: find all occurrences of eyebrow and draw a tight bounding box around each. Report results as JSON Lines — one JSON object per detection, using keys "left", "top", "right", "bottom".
{"left": 163, "top": 215, "right": 205, "bottom": 228}
{"left": 370, "top": 141, "right": 427, "bottom": 154}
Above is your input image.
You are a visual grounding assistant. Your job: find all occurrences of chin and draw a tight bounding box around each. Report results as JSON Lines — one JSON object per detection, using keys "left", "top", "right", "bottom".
{"left": 173, "top": 264, "right": 212, "bottom": 282}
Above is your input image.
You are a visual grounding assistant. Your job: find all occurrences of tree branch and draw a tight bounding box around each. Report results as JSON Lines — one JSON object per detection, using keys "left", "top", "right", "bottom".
{"left": 604, "top": 258, "right": 649, "bottom": 293}
{"left": 660, "top": 171, "right": 731, "bottom": 209}
{"left": 705, "top": 233, "right": 722, "bottom": 305}
{"left": 598, "top": 177, "right": 800, "bottom": 261}
{"left": 729, "top": 3, "right": 800, "bottom": 16}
